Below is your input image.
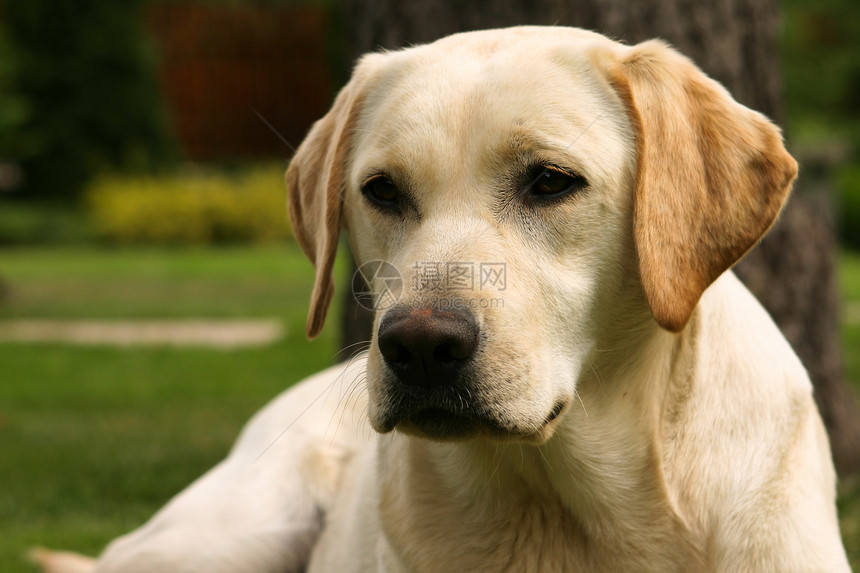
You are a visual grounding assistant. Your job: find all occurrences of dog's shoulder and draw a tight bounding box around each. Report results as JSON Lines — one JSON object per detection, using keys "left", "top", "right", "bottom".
{"left": 666, "top": 272, "right": 846, "bottom": 571}
{"left": 697, "top": 271, "right": 808, "bottom": 390}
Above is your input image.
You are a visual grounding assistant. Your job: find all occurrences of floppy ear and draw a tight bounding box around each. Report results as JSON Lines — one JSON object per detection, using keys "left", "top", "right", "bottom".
{"left": 286, "top": 62, "right": 372, "bottom": 339}
{"left": 606, "top": 41, "right": 798, "bottom": 332}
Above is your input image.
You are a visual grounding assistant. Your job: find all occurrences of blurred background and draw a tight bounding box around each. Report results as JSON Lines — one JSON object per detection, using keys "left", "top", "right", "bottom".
{"left": 0, "top": 0, "right": 858, "bottom": 570}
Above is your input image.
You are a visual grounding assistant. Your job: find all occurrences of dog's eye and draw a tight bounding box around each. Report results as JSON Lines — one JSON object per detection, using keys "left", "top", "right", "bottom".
{"left": 362, "top": 175, "right": 400, "bottom": 208}
{"left": 526, "top": 167, "right": 588, "bottom": 201}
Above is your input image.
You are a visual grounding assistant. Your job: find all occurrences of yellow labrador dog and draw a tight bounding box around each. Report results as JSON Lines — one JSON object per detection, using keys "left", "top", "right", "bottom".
{"left": 37, "top": 26, "right": 850, "bottom": 573}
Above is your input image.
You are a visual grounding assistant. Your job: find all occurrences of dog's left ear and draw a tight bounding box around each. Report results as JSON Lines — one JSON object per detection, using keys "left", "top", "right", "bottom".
{"left": 605, "top": 40, "right": 798, "bottom": 332}
{"left": 287, "top": 57, "right": 377, "bottom": 339}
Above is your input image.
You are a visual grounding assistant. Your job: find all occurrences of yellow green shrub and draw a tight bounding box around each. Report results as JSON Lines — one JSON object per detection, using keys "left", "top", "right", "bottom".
{"left": 87, "top": 166, "right": 292, "bottom": 245}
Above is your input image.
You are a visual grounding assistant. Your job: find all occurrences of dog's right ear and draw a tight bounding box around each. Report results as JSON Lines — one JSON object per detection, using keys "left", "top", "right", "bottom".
{"left": 287, "top": 58, "right": 377, "bottom": 339}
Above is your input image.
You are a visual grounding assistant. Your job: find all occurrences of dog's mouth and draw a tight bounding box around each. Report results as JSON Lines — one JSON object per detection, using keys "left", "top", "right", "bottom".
{"left": 376, "top": 395, "right": 570, "bottom": 443}
{"left": 374, "top": 392, "right": 493, "bottom": 440}
{"left": 397, "top": 408, "right": 483, "bottom": 440}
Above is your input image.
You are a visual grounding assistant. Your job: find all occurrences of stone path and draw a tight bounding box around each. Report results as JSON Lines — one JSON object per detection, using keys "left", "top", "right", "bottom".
{"left": 0, "top": 319, "right": 284, "bottom": 349}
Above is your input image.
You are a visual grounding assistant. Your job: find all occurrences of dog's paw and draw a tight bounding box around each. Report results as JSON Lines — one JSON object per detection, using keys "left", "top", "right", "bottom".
{"left": 29, "top": 547, "right": 95, "bottom": 573}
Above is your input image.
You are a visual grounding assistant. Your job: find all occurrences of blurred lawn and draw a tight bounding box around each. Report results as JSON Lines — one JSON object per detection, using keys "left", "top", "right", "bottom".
{"left": 842, "top": 251, "right": 860, "bottom": 390}
{"left": 0, "top": 246, "right": 857, "bottom": 572}
{"left": 839, "top": 250, "right": 860, "bottom": 571}
{"left": 0, "top": 245, "right": 349, "bottom": 572}
{"left": 0, "top": 246, "right": 318, "bottom": 319}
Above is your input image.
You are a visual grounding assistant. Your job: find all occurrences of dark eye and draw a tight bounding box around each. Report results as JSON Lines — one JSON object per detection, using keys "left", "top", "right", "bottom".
{"left": 526, "top": 167, "right": 588, "bottom": 201}
{"left": 362, "top": 175, "right": 399, "bottom": 208}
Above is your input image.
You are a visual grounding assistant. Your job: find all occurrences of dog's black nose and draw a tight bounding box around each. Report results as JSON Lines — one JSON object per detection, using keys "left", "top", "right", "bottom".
{"left": 377, "top": 307, "right": 479, "bottom": 387}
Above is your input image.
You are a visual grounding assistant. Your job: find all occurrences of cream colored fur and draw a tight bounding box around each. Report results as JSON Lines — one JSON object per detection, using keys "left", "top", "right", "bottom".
{"left": 37, "top": 27, "right": 849, "bottom": 572}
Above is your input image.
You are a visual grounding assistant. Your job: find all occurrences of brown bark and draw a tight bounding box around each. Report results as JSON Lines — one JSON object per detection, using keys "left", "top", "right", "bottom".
{"left": 336, "top": 0, "right": 860, "bottom": 476}
{"left": 340, "top": 248, "right": 375, "bottom": 359}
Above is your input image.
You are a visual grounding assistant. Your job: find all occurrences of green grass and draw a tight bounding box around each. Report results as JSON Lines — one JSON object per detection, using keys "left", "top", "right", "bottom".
{"left": 838, "top": 250, "right": 860, "bottom": 570}
{"left": 841, "top": 251, "right": 860, "bottom": 303}
{"left": 840, "top": 250, "right": 860, "bottom": 407}
{"left": 839, "top": 252, "right": 860, "bottom": 391}
{"left": 0, "top": 245, "right": 351, "bottom": 572}
{"left": 0, "top": 246, "right": 858, "bottom": 572}
{"left": 0, "top": 246, "right": 320, "bottom": 319}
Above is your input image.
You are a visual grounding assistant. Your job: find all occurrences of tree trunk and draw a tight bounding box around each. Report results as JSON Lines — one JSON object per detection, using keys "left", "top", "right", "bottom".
{"left": 336, "top": 0, "right": 860, "bottom": 476}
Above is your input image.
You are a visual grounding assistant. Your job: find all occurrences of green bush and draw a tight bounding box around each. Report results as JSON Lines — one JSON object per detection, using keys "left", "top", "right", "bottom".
{"left": 87, "top": 166, "right": 292, "bottom": 245}
{"left": 0, "top": 201, "right": 91, "bottom": 245}
{"left": 838, "top": 166, "right": 860, "bottom": 250}
{"left": 4, "top": 0, "right": 174, "bottom": 200}
{"left": 0, "top": 27, "right": 30, "bottom": 167}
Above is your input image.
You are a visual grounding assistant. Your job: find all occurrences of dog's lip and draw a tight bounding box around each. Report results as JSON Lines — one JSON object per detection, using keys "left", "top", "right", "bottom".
{"left": 543, "top": 400, "right": 567, "bottom": 425}
{"left": 375, "top": 398, "right": 513, "bottom": 441}
{"left": 398, "top": 407, "right": 482, "bottom": 441}
{"left": 385, "top": 405, "right": 558, "bottom": 443}
{"left": 373, "top": 384, "right": 484, "bottom": 435}
{"left": 370, "top": 382, "right": 570, "bottom": 442}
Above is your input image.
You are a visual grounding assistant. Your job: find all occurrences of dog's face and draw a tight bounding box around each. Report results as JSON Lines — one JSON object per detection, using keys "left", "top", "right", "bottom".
{"left": 287, "top": 27, "right": 796, "bottom": 443}
{"left": 344, "top": 32, "right": 638, "bottom": 442}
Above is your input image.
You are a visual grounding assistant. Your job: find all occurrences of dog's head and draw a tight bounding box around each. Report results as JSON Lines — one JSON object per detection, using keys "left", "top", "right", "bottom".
{"left": 287, "top": 27, "right": 796, "bottom": 443}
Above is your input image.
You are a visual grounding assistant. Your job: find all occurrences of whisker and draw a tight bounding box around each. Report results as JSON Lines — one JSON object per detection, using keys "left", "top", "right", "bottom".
{"left": 333, "top": 340, "right": 372, "bottom": 362}
{"left": 251, "top": 373, "right": 344, "bottom": 465}
{"left": 480, "top": 443, "right": 503, "bottom": 494}
{"left": 588, "top": 361, "right": 604, "bottom": 390}
{"left": 349, "top": 127, "right": 398, "bottom": 147}
{"left": 562, "top": 111, "right": 605, "bottom": 153}
{"left": 328, "top": 377, "right": 366, "bottom": 446}
{"left": 251, "top": 107, "right": 297, "bottom": 153}
{"left": 324, "top": 356, "right": 369, "bottom": 441}
{"left": 537, "top": 444, "right": 555, "bottom": 473}
{"left": 573, "top": 388, "right": 589, "bottom": 418}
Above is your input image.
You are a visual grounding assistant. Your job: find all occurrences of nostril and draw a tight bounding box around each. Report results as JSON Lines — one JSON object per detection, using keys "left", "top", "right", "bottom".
{"left": 433, "top": 342, "right": 456, "bottom": 364}
{"left": 379, "top": 335, "right": 412, "bottom": 366}
{"left": 433, "top": 336, "right": 473, "bottom": 363}
{"left": 391, "top": 344, "right": 412, "bottom": 366}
